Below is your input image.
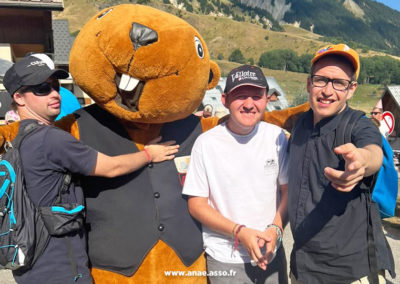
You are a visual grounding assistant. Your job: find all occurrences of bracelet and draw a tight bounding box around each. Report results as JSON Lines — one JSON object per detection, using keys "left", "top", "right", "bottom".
{"left": 266, "top": 224, "right": 282, "bottom": 241}
{"left": 232, "top": 224, "right": 239, "bottom": 238}
{"left": 266, "top": 224, "right": 282, "bottom": 253}
{"left": 143, "top": 148, "right": 152, "bottom": 163}
{"left": 233, "top": 225, "right": 246, "bottom": 251}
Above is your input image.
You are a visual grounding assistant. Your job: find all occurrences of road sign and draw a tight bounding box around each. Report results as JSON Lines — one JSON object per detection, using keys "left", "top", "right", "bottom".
{"left": 382, "top": 111, "right": 395, "bottom": 135}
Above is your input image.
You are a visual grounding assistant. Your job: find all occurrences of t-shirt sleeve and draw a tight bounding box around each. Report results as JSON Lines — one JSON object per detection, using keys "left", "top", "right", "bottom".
{"left": 352, "top": 116, "right": 382, "bottom": 148}
{"left": 277, "top": 130, "right": 289, "bottom": 186}
{"left": 182, "top": 138, "right": 209, "bottom": 198}
{"left": 44, "top": 127, "right": 98, "bottom": 175}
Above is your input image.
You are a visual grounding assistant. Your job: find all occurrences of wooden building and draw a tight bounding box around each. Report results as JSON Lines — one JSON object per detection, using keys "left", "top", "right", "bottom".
{"left": 381, "top": 85, "right": 400, "bottom": 150}
{"left": 382, "top": 86, "right": 400, "bottom": 137}
{"left": 0, "top": 0, "right": 64, "bottom": 60}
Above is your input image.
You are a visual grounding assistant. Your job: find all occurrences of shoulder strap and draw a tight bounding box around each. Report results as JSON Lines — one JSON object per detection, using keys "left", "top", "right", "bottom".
{"left": 334, "top": 108, "right": 365, "bottom": 149}
{"left": 11, "top": 120, "right": 43, "bottom": 150}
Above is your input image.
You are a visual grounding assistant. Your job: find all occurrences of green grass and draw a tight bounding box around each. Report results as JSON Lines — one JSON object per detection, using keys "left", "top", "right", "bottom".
{"left": 348, "top": 84, "right": 384, "bottom": 113}
{"left": 54, "top": 0, "right": 386, "bottom": 112}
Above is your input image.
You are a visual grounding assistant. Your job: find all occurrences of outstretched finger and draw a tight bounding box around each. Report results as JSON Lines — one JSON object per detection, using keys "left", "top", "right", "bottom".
{"left": 334, "top": 143, "right": 356, "bottom": 155}
{"left": 331, "top": 182, "right": 358, "bottom": 192}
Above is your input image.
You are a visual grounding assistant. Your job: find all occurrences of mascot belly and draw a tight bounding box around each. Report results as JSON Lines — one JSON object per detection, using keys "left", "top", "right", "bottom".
{"left": 0, "top": 4, "right": 309, "bottom": 283}
{"left": 65, "top": 5, "right": 221, "bottom": 283}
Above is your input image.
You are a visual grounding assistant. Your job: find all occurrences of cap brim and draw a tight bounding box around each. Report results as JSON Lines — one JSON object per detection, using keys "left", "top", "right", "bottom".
{"left": 23, "top": 68, "right": 69, "bottom": 86}
{"left": 227, "top": 83, "right": 266, "bottom": 94}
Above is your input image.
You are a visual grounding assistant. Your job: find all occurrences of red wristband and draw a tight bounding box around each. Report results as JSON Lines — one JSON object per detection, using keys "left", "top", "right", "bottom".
{"left": 143, "top": 148, "right": 151, "bottom": 163}
{"left": 234, "top": 225, "right": 246, "bottom": 251}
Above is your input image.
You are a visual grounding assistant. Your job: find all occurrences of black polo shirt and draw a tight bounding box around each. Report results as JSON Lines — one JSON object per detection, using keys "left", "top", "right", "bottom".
{"left": 288, "top": 106, "right": 383, "bottom": 284}
{"left": 13, "top": 120, "right": 97, "bottom": 284}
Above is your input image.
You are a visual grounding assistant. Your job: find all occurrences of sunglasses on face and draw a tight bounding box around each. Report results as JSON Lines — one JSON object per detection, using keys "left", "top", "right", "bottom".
{"left": 371, "top": 112, "right": 382, "bottom": 115}
{"left": 21, "top": 80, "right": 60, "bottom": 96}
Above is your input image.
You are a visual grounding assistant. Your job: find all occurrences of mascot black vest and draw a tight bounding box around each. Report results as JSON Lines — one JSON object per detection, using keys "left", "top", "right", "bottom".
{"left": 74, "top": 105, "right": 203, "bottom": 276}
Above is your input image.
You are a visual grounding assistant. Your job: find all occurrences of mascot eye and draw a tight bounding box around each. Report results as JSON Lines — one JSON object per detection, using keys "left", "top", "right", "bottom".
{"left": 194, "top": 37, "right": 204, "bottom": 59}
{"left": 97, "top": 8, "right": 113, "bottom": 19}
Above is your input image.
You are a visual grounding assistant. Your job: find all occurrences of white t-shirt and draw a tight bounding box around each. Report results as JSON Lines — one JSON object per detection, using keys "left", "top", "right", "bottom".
{"left": 182, "top": 121, "right": 288, "bottom": 263}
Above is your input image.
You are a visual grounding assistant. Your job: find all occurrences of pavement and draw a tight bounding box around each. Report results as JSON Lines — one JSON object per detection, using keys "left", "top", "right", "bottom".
{"left": 0, "top": 222, "right": 398, "bottom": 284}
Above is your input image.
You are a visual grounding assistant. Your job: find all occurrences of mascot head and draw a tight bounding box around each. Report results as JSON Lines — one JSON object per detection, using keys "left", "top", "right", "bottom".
{"left": 70, "top": 4, "right": 220, "bottom": 123}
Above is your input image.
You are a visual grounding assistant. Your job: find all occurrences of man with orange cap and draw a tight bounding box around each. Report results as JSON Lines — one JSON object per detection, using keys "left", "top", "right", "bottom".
{"left": 288, "top": 44, "right": 394, "bottom": 284}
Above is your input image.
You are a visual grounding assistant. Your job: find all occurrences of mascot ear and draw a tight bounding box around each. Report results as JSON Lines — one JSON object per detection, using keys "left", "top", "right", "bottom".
{"left": 207, "top": 61, "right": 221, "bottom": 90}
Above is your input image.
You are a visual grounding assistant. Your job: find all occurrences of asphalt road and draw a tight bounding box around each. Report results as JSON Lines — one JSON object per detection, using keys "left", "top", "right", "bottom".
{"left": 0, "top": 223, "right": 398, "bottom": 284}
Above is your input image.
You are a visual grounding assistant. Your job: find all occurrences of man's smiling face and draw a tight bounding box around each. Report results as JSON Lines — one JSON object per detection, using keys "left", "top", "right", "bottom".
{"left": 307, "top": 57, "right": 357, "bottom": 125}
{"left": 222, "top": 85, "right": 268, "bottom": 135}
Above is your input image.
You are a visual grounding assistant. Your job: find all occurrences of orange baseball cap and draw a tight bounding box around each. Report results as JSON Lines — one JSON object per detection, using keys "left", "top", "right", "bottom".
{"left": 311, "top": 43, "right": 360, "bottom": 80}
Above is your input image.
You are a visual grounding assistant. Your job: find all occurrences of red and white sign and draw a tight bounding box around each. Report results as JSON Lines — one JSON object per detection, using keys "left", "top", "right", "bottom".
{"left": 382, "top": 111, "right": 395, "bottom": 135}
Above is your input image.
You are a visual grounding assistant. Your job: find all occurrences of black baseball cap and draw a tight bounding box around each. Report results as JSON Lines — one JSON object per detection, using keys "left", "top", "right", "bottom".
{"left": 224, "top": 65, "right": 268, "bottom": 94}
{"left": 3, "top": 56, "right": 69, "bottom": 97}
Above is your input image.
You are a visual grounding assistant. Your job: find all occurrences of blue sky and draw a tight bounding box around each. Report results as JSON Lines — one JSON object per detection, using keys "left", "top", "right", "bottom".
{"left": 374, "top": 0, "right": 400, "bottom": 12}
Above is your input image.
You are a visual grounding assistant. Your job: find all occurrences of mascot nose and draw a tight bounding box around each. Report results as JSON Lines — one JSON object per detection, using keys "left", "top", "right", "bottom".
{"left": 130, "top": 22, "right": 158, "bottom": 50}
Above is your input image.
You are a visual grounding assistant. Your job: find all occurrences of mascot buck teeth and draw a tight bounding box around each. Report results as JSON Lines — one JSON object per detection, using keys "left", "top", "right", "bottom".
{"left": 0, "top": 4, "right": 308, "bottom": 283}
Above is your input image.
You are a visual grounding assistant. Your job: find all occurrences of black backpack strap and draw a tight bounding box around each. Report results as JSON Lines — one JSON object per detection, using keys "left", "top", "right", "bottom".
{"left": 11, "top": 120, "right": 43, "bottom": 150}
{"left": 334, "top": 109, "right": 380, "bottom": 282}
{"left": 333, "top": 108, "right": 365, "bottom": 149}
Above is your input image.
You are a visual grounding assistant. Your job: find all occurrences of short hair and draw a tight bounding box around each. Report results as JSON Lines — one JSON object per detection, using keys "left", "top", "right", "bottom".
{"left": 310, "top": 54, "right": 357, "bottom": 81}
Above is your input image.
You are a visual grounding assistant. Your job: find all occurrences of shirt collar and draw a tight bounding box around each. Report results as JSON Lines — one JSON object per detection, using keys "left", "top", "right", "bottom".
{"left": 307, "top": 104, "right": 350, "bottom": 136}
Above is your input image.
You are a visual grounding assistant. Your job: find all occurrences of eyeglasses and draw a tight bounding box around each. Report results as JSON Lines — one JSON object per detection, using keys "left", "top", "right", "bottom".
{"left": 311, "top": 75, "right": 354, "bottom": 91}
{"left": 20, "top": 80, "right": 60, "bottom": 96}
{"left": 370, "top": 112, "right": 382, "bottom": 116}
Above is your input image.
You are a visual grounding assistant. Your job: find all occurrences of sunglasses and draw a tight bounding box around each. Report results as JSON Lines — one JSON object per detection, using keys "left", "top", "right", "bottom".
{"left": 20, "top": 80, "right": 60, "bottom": 96}
{"left": 370, "top": 112, "right": 382, "bottom": 115}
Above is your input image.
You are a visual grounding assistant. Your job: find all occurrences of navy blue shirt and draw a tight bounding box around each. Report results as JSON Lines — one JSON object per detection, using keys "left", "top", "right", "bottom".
{"left": 13, "top": 120, "right": 97, "bottom": 284}
{"left": 288, "top": 107, "right": 383, "bottom": 284}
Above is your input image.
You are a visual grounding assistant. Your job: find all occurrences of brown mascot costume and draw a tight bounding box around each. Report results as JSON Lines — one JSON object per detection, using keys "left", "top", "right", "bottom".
{"left": 0, "top": 4, "right": 308, "bottom": 283}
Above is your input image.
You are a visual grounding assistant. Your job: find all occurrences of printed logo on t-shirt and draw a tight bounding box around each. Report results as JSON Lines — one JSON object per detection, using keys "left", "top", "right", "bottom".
{"left": 264, "top": 158, "right": 278, "bottom": 175}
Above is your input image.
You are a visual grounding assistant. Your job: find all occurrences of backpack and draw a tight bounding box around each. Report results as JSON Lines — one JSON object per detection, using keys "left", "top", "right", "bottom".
{"left": 334, "top": 109, "right": 398, "bottom": 219}
{"left": 0, "top": 121, "right": 80, "bottom": 272}
{"left": 0, "top": 122, "right": 49, "bottom": 271}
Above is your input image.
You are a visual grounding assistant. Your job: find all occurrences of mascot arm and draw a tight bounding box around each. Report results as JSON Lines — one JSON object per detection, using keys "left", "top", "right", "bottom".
{"left": 0, "top": 122, "right": 20, "bottom": 154}
{"left": 54, "top": 114, "right": 81, "bottom": 140}
{"left": 0, "top": 113, "right": 80, "bottom": 155}
{"left": 263, "top": 102, "right": 309, "bottom": 132}
{"left": 200, "top": 103, "right": 310, "bottom": 134}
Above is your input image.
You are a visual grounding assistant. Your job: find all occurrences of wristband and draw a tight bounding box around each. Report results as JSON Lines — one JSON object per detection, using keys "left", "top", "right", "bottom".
{"left": 266, "top": 224, "right": 282, "bottom": 256}
{"left": 266, "top": 224, "right": 282, "bottom": 243}
{"left": 143, "top": 148, "right": 152, "bottom": 163}
{"left": 232, "top": 224, "right": 239, "bottom": 238}
{"left": 233, "top": 225, "right": 246, "bottom": 251}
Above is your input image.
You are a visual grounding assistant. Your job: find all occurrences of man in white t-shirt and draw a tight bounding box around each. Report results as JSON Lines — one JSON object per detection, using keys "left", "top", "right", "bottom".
{"left": 183, "top": 65, "right": 289, "bottom": 284}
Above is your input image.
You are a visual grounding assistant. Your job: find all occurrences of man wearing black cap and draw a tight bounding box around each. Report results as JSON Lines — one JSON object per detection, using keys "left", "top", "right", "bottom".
{"left": 3, "top": 56, "right": 179, "bottom": 283}
{"left": 183, "top": 65, "right": 289, "bottom": 283}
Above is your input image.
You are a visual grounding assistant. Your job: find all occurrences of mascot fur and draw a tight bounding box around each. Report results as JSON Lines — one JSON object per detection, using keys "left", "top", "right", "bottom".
{"left": 0, "top": 4, "right": 308, "bottom": 283}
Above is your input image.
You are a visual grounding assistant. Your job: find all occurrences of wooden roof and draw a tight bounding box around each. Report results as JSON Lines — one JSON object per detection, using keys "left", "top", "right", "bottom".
{"left": 0, "top": 0, "right": 63, "bottom": 11}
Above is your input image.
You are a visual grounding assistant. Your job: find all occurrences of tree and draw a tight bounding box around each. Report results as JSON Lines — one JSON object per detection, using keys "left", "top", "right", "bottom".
{"left": 229, "top": 49, "right": 245, "bottom": 64}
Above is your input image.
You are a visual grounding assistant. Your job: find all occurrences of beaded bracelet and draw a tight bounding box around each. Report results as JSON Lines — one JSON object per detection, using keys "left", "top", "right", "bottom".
{"left": 233, "top": 225, "right": 246, "bottom": 251}
{"left": 266, "top": 224, "right": 282, "bottom": 243}
{"left": 232, "top": 224, "right": 239, "bottom": 238}
{"left": 265, "top": 224, "right": 282, "bottom": 259}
